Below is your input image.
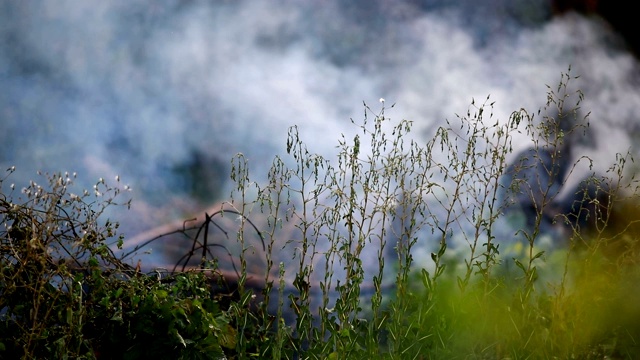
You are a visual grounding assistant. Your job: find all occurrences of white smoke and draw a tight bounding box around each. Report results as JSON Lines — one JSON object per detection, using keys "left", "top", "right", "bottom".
{"left": 2, "top": 1, "right": 640, "bottom": 279}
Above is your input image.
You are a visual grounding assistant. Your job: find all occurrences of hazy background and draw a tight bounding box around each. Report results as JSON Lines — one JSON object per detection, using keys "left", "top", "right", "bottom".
{"left": 2, "top": 1, "right": 640, "bottom": 276}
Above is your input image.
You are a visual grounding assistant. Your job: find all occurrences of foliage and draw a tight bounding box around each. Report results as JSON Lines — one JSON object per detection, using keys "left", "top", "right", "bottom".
{"left": 0, "top": 172, "right": 234, "bottom": 359}
{"left": 2, "top": 69, "right": 640, "bottom": 359}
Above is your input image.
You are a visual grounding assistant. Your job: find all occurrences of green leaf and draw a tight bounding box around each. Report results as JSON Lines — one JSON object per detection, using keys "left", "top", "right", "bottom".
{"left": 219, "top": 325, "right": 237, "bottom": 349}
{"left": 532, "top": 251, "right": 545, "bottom": 261}
{"left": 156, "top": 289, "right": 168, "bottom": 299}
{"left": 421, "top": 269, "right": 432, "bottom": 291}
{"left": 514, "top": 258, "right": 526, "bottom": 273}
{"left": 66, "top": 307, "right": 73, "bottom": 325}
{"left": 171, "top": 328, "right": 187, "bottom": 347}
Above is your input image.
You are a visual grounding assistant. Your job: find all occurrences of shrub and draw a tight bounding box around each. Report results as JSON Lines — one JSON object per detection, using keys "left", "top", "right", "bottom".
{"left": 0, "top": 171, "right": 234, "bottom": 359}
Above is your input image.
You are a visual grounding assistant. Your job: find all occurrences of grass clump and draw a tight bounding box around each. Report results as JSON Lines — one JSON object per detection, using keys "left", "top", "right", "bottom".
{"left": 2, "top": 69, "right": 640, "bottom": 359}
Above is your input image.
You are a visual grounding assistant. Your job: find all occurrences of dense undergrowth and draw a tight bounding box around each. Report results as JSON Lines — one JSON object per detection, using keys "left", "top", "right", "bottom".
{"left": 2, "top": 71, "right": 640, "bottom": 359}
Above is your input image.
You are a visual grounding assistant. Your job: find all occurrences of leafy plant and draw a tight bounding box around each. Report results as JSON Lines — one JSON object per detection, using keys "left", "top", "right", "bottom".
{"left": 0, "top": 172, "right": 235, "bottom": 359}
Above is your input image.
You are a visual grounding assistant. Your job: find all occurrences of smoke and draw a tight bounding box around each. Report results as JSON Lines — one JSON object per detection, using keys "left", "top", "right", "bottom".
{"left": 2, "top": 1, "right": 640, "bottom": 279}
